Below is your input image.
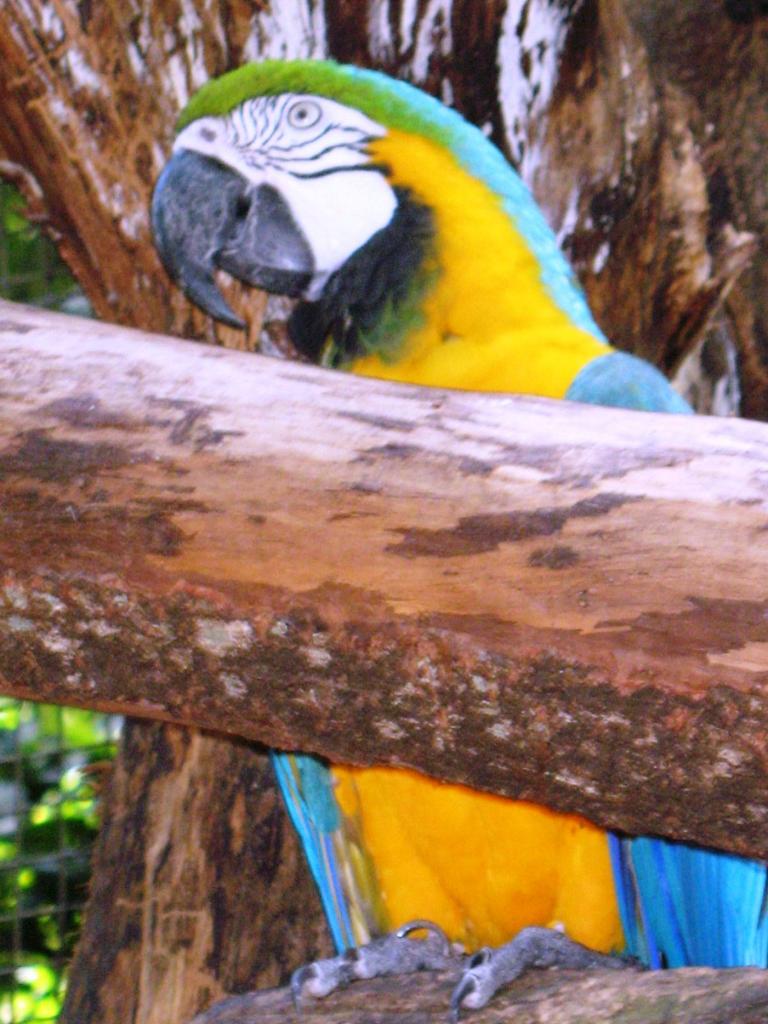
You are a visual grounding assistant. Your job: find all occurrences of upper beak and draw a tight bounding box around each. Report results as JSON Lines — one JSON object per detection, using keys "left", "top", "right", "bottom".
{"left": 151, "top": 149, "right": 315, "bottom": 328}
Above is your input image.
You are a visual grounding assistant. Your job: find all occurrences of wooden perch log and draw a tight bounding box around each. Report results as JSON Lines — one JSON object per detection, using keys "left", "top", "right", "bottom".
{"left": 189, "top": 966, "right": 768, "bottom": 1024}
{"left": 2, "top": 299, "right": 768, "bottom": 857}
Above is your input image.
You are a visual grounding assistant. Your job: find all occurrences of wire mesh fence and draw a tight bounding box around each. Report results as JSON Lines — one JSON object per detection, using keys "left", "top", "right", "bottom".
{"left": 0, "top": 179, "right": 114, "bottom": 1023}
{"left": 0, "top": 702, "right": 120, "bottom": 1023}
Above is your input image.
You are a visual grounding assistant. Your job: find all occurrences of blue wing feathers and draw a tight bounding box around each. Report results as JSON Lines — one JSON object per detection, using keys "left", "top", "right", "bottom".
{"left": 565, "top": 351, "right": 693, "bottom": 414}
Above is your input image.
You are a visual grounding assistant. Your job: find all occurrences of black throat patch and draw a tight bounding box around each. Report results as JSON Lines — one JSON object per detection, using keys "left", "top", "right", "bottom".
{"left": 288, "top": 187, "right": 435, "bottom": 366}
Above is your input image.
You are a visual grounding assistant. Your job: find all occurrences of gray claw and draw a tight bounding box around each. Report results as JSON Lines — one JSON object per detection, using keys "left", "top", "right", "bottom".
{"left": 291, "top": 951, "right": 356, "bottom": 1007}
{"left": 290, "top": 918, "right": 461, "bottom": 1008}
{"left": 449, "top": 980, "right": 475, "bottom": 1024}
{"left": 449, "top": 948, "right": 493, "bottom": 1020}
{"left": 449, "top": 926, "right": 635, "bottom": 1020}
{"left": 351, "top": 919, "right": 458, "bottom": 981}
{"left": 396, "top": 918, "right": 453, "bottom": 954}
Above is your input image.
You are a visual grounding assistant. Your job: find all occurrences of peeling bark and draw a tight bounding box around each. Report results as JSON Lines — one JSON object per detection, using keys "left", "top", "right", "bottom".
{"left": 624, "top": 0, "right": 768, "bottom": 418}
{"left": 2, "top": 302, "right": 768, "bottom": 859}
{"left": 493, "top": 0, "right": 754, "bottom": 383}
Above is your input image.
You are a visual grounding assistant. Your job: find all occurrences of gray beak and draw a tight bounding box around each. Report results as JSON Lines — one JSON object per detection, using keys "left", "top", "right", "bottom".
{"left": 151, "top": 150, "right": 315, "bottom": 328}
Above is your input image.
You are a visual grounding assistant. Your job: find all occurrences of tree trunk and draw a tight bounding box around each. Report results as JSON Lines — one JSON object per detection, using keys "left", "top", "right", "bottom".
{"left": 0, "top": 2, "right": 764, "bottom": 1023}
{"left": 61, "top": 722, "right": 332, "bottom": 1024}
{"left": 625, "top": 0, "right": 768, "bottom": 421}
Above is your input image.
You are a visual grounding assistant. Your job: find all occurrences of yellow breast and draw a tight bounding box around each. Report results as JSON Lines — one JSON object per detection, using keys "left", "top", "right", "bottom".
{"left": 333, "top": 130, "right": 621, "bottom": 955}
{"left": 349, "top": 130, "right": 609, "bottom": 396}
{"left": 334, "top": 765, "right": 623, "bottom": 952}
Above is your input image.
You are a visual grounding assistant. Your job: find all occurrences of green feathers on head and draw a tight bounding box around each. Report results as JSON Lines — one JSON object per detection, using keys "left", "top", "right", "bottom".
{"left": 177, "top": 59, "right": 462, "bottom": 150}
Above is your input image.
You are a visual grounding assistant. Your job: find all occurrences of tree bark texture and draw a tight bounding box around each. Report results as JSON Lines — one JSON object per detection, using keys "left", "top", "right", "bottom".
{"left": 625, "top": 0, "right": 768, "bottom": 420}
{"left": 60, "top": 721, "right": 331, "bottom": 1024}
{"left": 3, "top": 301, "right": 768, "bottom": 860}
{"left": 187, "top": 966, "right": 768, "bottom": 1024}
{"left": 1, "top": 3, "right": 766, "bottom": 1023}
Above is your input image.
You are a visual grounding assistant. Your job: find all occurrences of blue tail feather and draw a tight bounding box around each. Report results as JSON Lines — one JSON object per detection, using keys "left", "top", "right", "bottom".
{"left": 613, "top": 835, "right": 768, "bottom": 967}
{"left": 270, "top": 751, "right": 355, "bottom": 952}
{"left": 609, "top": 834, "right": 662, "bottom": 968}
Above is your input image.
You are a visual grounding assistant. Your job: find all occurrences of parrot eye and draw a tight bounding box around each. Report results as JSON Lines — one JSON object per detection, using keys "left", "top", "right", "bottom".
{"left": 287, "top": 99, "right": 323, "bottom": 130}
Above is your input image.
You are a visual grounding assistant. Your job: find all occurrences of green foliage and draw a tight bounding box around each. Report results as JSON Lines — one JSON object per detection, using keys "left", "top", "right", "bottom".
{"left": 0, "top": 182, "right": 88, "bottom": 312}
{"left": 3, "top": 961, "right": 62, "bottom": 1024}
{"left": 0, "top": 699, "right": 119, "bottom": 1023}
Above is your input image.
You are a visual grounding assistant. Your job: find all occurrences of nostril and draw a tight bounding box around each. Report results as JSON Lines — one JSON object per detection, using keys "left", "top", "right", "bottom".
{"left": 234, "top": 195, "right": 251, "bottom": 220}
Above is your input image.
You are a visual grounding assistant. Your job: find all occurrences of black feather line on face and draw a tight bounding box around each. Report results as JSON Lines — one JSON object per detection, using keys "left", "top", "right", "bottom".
{"left": 288, "top": 187, "right": 435, "bottom": 365}
{"left": 284, "top": 162, "right": 377, "bottom": 180}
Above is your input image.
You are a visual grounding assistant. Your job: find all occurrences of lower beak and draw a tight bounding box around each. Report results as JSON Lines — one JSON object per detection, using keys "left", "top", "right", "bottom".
{"left": 151, "top": 149, "right": 315, "bottom": 328}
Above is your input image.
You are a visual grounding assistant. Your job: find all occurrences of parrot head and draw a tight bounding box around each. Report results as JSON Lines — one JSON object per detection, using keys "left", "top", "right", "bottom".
{"left": 152, "top": 61, "right": 443, "bottom": 343}
{"left": 152, "top": 60, "right": 604, "bottom": 365}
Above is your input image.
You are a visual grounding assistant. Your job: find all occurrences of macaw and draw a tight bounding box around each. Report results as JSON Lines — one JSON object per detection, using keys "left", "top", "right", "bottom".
{"left": 151, "top": 59, "right": 768, "bottom": 1010}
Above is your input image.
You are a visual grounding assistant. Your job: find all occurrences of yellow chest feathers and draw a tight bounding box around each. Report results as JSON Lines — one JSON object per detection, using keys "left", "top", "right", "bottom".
{"left": 330, "top": 135, "right": 622, "bottom": 955}
{"left": 350, "top": 130, "right": 607, "bottom": 398}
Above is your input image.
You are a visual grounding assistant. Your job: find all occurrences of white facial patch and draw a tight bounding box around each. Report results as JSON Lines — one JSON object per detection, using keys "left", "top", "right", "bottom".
{"left": 174, "top": 94, "right": 398, "bottom": 286}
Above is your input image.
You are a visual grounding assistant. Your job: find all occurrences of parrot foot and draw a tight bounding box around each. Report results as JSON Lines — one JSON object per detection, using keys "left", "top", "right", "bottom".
{"left": 449, "top": 926, "right": 635, "bottom": 1022}
{"left": 292, "top": 919, "right": 461, "bottom": 1008}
